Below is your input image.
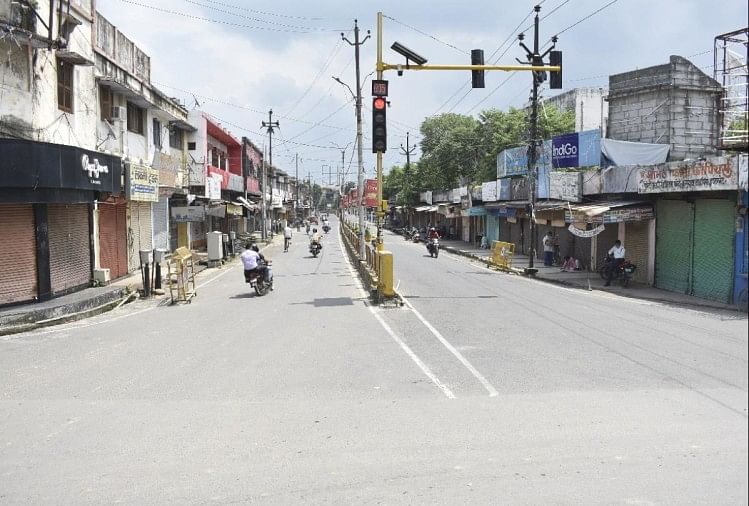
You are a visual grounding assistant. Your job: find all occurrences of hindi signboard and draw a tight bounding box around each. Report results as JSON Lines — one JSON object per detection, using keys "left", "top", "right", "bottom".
{"left": 171, "top": 206, "right": 205, "bottom": 222}
{"left": 638, "top": 156, "right": 739, "bottom": 193}
{"left": 549, "top": 172, "right": 583, "bottom": 202}
{"left": 125, "top": 163, "right": 159, "bottom": 202}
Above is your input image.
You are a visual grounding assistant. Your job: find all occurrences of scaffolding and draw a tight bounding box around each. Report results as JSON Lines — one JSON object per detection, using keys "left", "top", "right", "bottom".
{"left": 714, "top": 27, "right": 749, "bottom": 151}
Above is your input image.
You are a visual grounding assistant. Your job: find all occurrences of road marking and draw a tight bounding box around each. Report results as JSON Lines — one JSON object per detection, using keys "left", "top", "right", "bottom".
{"left": 336, "top": 228, "right": 456, "bottom": 399}
{"left": 400, "top": 296, "right": 499, "bottom": 397}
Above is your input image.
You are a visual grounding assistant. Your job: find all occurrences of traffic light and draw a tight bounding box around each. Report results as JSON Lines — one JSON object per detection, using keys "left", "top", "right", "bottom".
{"left": 549, "top": 50, "right": 563, "bottom": 89}
{"left": 471, "top": 49, "right": 485, "bottom": 88}
{"left": 372, "top": 97, "right": 387, "bottom": 153}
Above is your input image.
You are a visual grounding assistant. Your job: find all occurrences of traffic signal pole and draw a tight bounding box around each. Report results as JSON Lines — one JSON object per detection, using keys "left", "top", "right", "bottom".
{"left": 375, "top": 12, "right": 384, "bottom": 250}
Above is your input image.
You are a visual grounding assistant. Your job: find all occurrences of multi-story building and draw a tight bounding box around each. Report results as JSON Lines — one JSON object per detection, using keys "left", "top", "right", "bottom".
{"left": 0, "top": 1, "right": 190, "bottom": 306}
{"left": 545, "top": 87, "right": 608, "bottom": 134}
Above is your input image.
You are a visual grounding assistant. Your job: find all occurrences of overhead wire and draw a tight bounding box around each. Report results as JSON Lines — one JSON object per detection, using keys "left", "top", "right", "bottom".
{"left": 190, "top": 0, "right": 327, "bottom": 20}
{"left": 180, "top": 0, "right": 335, "bottom": 31}
{"left": 284, "top": 36, "right": 347, "bottom": 117}
{"left": 382, "top": 14, "right": 468, "bottom": 55}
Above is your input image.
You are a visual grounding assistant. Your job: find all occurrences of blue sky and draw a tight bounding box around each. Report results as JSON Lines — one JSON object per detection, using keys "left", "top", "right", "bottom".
{"left": 97, "top": 0, "right": 746, "bottom": 183}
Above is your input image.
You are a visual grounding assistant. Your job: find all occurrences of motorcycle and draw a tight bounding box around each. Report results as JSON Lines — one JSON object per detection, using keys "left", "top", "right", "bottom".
{"left": 598, "top": 256, "right": 636, "bottom": 287}
{"left": 426, "top": 237, "right": 439, "bottom": 258}
{"left": 309, "top": 240, "right": 322, "bottom": 258}
{"left": 244, "top": 260, "right": 273, "bottom": 296}
{"left": 322, "top": 224, "right": 330, "bottom": 234}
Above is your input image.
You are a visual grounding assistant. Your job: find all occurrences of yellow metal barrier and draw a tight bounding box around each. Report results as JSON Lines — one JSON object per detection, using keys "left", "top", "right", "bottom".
{"left": 490, "top": 241, "right": 515, "bottom": 271}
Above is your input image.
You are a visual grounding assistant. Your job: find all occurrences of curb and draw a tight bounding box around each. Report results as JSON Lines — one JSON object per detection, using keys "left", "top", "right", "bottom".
{"left": 439, "top": 245, "right": 740, "bottom": 313}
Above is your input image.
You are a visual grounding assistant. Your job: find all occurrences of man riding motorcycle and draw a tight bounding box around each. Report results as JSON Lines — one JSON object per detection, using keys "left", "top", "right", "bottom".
{"left": 427, "top": 227, "right": 440, "bottom": 241}
{"left": 241, "top": 242, "right": 272, "bottom": 286}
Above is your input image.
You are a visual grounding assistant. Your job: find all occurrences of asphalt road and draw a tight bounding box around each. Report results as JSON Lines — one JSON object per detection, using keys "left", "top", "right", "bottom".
{"left": 1, "top": 215, "right": 747, "bottom": 504}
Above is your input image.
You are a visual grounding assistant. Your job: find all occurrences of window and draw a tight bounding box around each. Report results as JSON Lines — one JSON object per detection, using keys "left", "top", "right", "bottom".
{"left": 211, "top": 147, "right": 219, "bottom": 167}
{"left": 169, "top": 127, "right": 183, "bottom": 149}
{"left": 99, "top": 85, "right": 112, "bottom": 121}
{"left": 153, "top": 118, "right": 162, "bottom": 148}
{"left": 187, "top": 141, "right": 196, "bottom": 151}
{"left": 127, "top": 102, "right": 144, "bottom": 135}
{"left": 57, "top": 60, "right": 74, "bottom": 113}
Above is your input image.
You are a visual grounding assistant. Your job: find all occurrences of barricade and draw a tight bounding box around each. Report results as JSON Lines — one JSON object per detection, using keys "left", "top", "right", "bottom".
{"left": 490, "top": 241, "right": 515, "bottom": 271}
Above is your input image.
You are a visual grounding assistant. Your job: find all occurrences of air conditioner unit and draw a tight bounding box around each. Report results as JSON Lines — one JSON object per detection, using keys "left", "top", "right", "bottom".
{"left": 111, "top": 106, "right": 126, "bottom": 121}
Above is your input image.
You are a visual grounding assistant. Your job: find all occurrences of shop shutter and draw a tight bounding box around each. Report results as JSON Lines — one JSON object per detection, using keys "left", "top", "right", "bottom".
{"left": 0, "top": 204, "right": 38, "bottom": 305}
{"left": 596, "top": 222, "right": 619, "bottom": 264}
{"left": 152, "top": 196, "right": 169, "bottom": 251}
{"left": 625, "top": 220, "right": 650, "bottom": 284}
{"left": 99, "top": 201, "right": 129, "bottom": 279}
{"left": 48, "top": 204, "right": 91, "bottom": 294}
{"left": 485, "top": 215, "right": 499, "bottom": 244}
{"left": 499, "top": 218, "right": 511, "bottom": 243}
{"left": 510, "top": 221, "right": 523, "bottom": 253}
{"left": 692, "top": 199, "right": 735, "bottom": 303}
{"left": 128, "top": 202, "right": 153, "bottom": 272}
{"left": 655, "top": 200, "right": 693, "bottom": 294}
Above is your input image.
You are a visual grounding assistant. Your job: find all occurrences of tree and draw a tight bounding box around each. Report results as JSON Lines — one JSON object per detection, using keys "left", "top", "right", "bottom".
{"left": 418, "top": 113, "right": 481, "bottom": 189}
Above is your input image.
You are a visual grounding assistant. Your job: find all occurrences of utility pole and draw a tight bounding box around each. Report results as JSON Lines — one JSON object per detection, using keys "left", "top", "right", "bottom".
{"left": 261, "top": 109, "right": 279, "bottom": 241}
{"left": 399, "top": 131, "right": 417, "bottom": 170}
{"left": 343, "top": 20, "right": 370, "bottom": 257}
{"left": 518, "top": 5, "right": 557, "bottom": 270}
{"left": 295, "top": 153, "right": 299, "bottom": 220}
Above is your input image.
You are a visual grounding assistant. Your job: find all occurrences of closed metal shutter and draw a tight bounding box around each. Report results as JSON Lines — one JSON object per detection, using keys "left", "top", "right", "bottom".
{"left": 128, "top": 201, "right": 153, "bottom": 272}
{"left": 0, "top": 204, "right": 38, "bottom": 305}
{"left": 485, "top": 215, "right": 499, "bottom": 244}
{"left": 571, "top": 235, "right": 591, "bottom": 270}
{"left": 596, "top": 222, "right": 619, "bottom": 263}
{"left": 499, "top": 218, "right": 511, "bottom": 243}
{"left": 656, "top": 200, "right": 693, "bottom": 294}
{"left": 692, "top": 199, "right": 735, "bottom": 303}
{"left": 510, "top": 220, "right": 523, "bottom": 253}
{"left": 99, "top": 201, "right": 128, "bottom": 279}
{"left": 625, "top": 220, "right": 650, "bottom": 284}
{"left": 48, "top": 204, "right": 91, "bottom": 295}
{"left": 152, "top": 196, "right": 169, "bottom": 251}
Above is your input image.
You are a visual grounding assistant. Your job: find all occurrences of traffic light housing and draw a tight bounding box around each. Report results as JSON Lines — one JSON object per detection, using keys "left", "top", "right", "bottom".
{"left": 471, "top": 49, "right": 485, "bottom": 88}
{"left": 372, "top": 97, "right": 387, "bottom": 153}
{"left": 549, "top": 50, "right": 563, "bottom": 89}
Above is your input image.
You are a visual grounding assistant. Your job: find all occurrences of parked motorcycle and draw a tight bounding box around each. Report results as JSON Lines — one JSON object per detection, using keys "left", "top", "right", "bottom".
{"left": 244, "top": 260, "right": 273, "bottom": 296}
{"left": 309, "top": 241, "right": 322, "bottom": 258}
{"left": 426, "top": 238, "right": 439, "bottom": 258}
{"left": 598, "top": 256, "right": 636, "bottom": 287}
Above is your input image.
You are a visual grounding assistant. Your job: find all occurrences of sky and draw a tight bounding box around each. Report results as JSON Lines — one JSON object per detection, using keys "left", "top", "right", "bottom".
{"left": 97, "top": 0, "right": 747, "bottom": 185}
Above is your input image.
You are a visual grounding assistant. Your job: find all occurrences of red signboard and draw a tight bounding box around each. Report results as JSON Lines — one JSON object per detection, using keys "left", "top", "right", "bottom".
{"left": 364, "top": 179, "right": 378, "bottom": 208}
{"left": 246, "top": 176, "right": 260, "bottom": 194}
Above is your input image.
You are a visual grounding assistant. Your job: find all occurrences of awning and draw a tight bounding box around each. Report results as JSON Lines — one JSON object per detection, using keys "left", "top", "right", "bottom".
{"left": 565, "top": 201, "right": 654, "bottom": 223}
{"left": 415, "top": 205, "right": 438, "bottom": 212}
{"left": 567, "top": 200, "right": 647, "bottom": 217}
{"left": 484, "top": 200, "right": 528, "bottom": 209}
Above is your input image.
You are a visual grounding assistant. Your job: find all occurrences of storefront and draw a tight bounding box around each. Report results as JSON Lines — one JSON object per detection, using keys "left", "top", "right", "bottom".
{"left": 125, "top": 162, "right": 159, "bottom": 272}
{"left": 98, "top": 196, "right": 128, "bottom": 280}
{"left": 0, "top": 139, "right": 121, "bottom": 305}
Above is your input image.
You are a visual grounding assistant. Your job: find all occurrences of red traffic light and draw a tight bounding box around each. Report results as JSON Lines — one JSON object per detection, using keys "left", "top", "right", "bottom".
{"left": 373, "top": 97, "right": 386, "bottom": 110}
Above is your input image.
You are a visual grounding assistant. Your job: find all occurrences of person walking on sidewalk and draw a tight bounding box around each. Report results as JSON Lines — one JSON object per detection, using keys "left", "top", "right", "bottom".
{"left": 604, "top": 240, "right": 626, "bottom": 286}
{"left": 543, "top": 231, "right": 555, "bottom": 266}
{"left": 283, "top": 224, "right": 293, "bottom": 252}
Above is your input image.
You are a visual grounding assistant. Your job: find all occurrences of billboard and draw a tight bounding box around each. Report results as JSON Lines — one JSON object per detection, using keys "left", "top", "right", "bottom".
{"left": 364, "top": 179, "right": 378, "bottom": 208}
{"left": 551, "top": 129, "right": 601, "bottom": 169}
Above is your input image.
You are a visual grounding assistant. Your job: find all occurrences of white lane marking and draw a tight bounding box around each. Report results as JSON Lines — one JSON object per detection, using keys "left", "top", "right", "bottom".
{"left": 399, "top": 296, "right": 499, "bottom": 397}
{"left": 336, "top": 229, "right": 456, "bottom": 399}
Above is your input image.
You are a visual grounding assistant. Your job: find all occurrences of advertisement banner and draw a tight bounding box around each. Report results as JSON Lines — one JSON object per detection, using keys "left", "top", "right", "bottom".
{"left": 207, "top": 165, "right": 229, "bottom": 189}
{"left": 568, "top": 223, "right": 605, "bottom": 237}
{"left": 206, "top": 174, "right": 222, "bottom": 200}
{"left": 549, "top": 172, "right": 583, "bottom": 202}
{"left": 481, "top": 180, "right": 498, "bottom": 202}
{"left": 364, "top": 179, "right": 378, "bottom": 208}
{"left": 552, "top": 130, "right": 601, "bottom": 169}
{"left": 171, "top": 206, "right": 205, "bottom": 222}
{"left": 126, "top": 163, "right": 159, "bottom": 202}
{"left": 638, "top": 156, "right": 739, "bottom": 193}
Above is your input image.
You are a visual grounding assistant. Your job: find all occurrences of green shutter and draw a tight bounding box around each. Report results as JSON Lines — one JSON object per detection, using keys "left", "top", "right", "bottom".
{"left": 692, "top": 199, "right": 735, "bottom": 303}
{"left": 655, "top": 201, "right": 693, "bottom": 294}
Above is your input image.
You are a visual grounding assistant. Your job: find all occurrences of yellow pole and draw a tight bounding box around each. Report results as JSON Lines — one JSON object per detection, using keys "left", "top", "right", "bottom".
{"left": 381, "top": 63, "right": 560, "bottom": 72}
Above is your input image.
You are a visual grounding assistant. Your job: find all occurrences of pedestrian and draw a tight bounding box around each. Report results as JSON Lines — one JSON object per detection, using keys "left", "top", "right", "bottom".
{"left": 604, "top": 239, "right": 626, "bottom": 286}
{"left": 543, "top": 231, "right": 554, "bottom": 266}
{"left": 283, "top": 223, "right": 293, "bottom": 252}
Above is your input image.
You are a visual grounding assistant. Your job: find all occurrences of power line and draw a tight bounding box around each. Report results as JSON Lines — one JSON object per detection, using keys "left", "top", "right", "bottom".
{"left": 193, "top": 0, "right": 327, "bottom": 20}
{"left": 116, "top": 0, "right": 344, "bottom": 33}
{"left": 181, "top": 0, "right": 336, "bottom": 31}
{"left": 284, "top": 37, "right": 347, "bottom": 117}
{"left": 382, "top": 14, "right": 468, "bottom": 55}
{"left": 551, "top": 0, "right": 619, "bottom": 40}
{"left": 285, "top": 99, "right": 353, "bottom": 142}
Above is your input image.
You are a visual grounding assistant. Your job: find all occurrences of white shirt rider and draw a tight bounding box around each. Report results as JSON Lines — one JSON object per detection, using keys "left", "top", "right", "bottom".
{"left": 240, "top": 248, "right": 261, "bottom": 270}
{"left": 284, "top": 226, "right": 293, "bottom": 239}
{"left": 608, "top": 243, "right": 626, "bottom": 259}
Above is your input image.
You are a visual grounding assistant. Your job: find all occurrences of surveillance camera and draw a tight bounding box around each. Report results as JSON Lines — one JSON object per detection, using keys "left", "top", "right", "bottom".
{"left": 396, "top": 64, "right": 404, "bottom": 76}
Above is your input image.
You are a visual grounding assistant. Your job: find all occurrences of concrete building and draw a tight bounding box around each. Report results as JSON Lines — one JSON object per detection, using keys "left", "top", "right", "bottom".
{"left": 545, "top": 87, "right": 608, "bottom": 134}
{"left": 606, "top": 55, "right": 723, "bottom": 161}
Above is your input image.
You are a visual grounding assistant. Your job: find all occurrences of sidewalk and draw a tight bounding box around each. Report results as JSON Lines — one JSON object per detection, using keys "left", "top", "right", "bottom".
{"left": 435, "top": 238, "right": 741, "bottom": 312}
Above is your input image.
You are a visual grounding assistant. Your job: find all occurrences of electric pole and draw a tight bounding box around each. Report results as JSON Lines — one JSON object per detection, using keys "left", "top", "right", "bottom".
{"left": 518, "top": 4, "right": 558, "bottom": 270}
{"left": 261, "top": 109, "right": 279, "bottom": 240}
{"left": 399, "top": 131, "right": 417, "bottom": 170}
{"left": 342, "top": 20, "right": 370, "bottom": 257}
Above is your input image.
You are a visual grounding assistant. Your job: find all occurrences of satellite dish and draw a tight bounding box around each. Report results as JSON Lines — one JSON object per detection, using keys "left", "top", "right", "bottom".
{"left": 103, "top": 119, "right": 117, "bottom": 139}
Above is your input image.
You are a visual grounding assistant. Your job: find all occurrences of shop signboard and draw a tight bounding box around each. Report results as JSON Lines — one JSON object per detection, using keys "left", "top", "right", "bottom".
{"left": 227, "top": 173, "right": 244, "bottom": 192}
{"left": 125, "top": 163, "right": 159, "bottom": 202}
{"left": 549, "top": 172, "right": 583, "bottom": 202}
{"left": 424, "top": 190, "right": 433, "bottom": 205}
{"left": 565, "top": 206, "right": 654, "bottom": 224}
{"left": 171, "top": 205, "right": 205, "bottom": 222}
{"left": 481, "top": 180, "right": 498, "bottom": 202}
{"left": 226, "top": 203, "right": 243, "bottom": 216}
{"left": 568, "top": 223, "right": 605, "bottom": 237}
{"left": 205, "top": 204, "right": 226, "bottom": 218}
{"left": 246, "top": 176, "right": 260, "bottom": 194}
{"left": 638, "top": 156, "right": 739, "bottom": 193}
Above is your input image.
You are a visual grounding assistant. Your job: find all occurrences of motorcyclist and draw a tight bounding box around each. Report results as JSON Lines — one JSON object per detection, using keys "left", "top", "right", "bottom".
{"left": 241, "top": 242, "right": 272, "bottom": 285}
{"left": 604, "top": 240, "right": 626, "bottom": 286}
{"left": 427, "top": 227, "right": 440, "bottom": 241}
{"left": 310, "top": 228, "right": 322, "bottom": 245}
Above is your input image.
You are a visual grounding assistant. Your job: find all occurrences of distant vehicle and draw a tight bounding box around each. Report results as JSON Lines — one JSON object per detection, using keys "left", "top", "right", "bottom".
{"left": 309, "top": 217, "right": 319, "bottom": 225}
